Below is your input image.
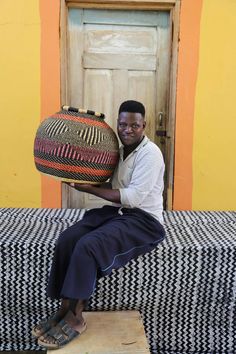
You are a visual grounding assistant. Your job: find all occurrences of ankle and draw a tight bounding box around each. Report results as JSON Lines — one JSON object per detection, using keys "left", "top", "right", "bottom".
{"left": 61, "top": 298, "right": 69, "bottom": 310}
{"left": 56, "top": 299, "right": 69, "bottom": 317}
{"left": 65, "top": 309, "right": 84, "bottom": 327}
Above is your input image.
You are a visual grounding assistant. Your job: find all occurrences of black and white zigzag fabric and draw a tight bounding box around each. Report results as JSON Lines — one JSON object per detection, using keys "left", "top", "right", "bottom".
{"left": 0, "top": 208, "right": 235, "bottom": 353}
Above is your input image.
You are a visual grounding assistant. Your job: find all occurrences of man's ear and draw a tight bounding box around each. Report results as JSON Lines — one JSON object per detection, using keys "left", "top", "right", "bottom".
{"left": 143, "top": 121, "right": 146, "bottom": 129}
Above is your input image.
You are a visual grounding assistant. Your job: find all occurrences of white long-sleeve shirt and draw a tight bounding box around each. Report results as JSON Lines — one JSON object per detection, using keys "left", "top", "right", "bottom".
{"left": 111, "top": 136, "right": 165, "bottom": 224}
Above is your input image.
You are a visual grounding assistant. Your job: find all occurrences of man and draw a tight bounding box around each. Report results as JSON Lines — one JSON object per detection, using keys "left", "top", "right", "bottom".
{"left": 32, "top": 100, "right": 166, "bottom": 349}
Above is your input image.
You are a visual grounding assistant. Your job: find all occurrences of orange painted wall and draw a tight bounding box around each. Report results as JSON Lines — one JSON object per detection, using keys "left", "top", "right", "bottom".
{"left": 40, "top": 0, "right": 61, "bottom": 207}
{"left": 173, "top": 0, "right": 203, "bottom": 210}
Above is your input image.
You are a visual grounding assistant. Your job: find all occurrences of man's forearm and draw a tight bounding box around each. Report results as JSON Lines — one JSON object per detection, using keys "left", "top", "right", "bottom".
{"left": 70, "top": 183, "right": 121, "bottom": 204}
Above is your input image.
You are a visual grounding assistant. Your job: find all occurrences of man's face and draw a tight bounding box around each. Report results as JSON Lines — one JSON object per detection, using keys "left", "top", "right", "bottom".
{"left": 117, "top": 112, "right": 146, "bottom": 146}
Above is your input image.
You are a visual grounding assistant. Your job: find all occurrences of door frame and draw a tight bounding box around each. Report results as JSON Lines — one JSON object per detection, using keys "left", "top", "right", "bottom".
{"left": 60, "top": 0, "right": 181, "bottom": 210}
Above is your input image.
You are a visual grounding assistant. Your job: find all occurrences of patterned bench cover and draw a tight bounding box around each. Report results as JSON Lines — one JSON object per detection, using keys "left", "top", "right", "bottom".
{"left": 0, "top": 208, "right": 235, "bottom": 353}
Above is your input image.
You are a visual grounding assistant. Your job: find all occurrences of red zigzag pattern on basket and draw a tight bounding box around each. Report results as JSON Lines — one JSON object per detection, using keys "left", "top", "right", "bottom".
{"left": 34, "top": 157, "right": 110, "bottom": 176}
{"left": 34, "top": 138, "right": 117, "bottom": 165}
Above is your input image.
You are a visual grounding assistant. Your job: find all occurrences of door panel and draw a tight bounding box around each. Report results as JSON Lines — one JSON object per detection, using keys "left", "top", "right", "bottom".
{"left": 81, "top": 9, "right": 169, "bottom": 27}
{"left": 84, "top": 25, "right": 157, "bottom": 53}
{"left": 84, "top": 69, "right": 114, "bottom": 128}
{"left": 63, "top": 8, "right": 171, "bottom": 209}
{"left": 83, "top": 53, "right": 157, "bottom": 70}
{"left": 128, "top": 71, "right": 156, "bottom": 141}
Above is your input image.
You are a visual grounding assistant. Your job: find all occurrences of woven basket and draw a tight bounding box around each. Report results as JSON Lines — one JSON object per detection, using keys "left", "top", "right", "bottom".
{"left": 34, "top": 106, "right": 119, "bottom": 183}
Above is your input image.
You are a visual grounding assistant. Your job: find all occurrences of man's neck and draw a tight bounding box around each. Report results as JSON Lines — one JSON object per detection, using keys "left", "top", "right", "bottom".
{"left": 123, "top": 136, "right": 144, "bottom": 160}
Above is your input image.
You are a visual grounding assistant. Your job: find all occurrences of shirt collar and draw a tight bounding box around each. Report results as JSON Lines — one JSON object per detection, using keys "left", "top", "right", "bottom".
{"left": 120, "top": 136, "right": 149, "bottom": 160}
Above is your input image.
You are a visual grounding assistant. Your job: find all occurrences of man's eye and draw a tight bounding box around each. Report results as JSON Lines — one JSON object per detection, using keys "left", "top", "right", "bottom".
{"left": 119, "top": 123, "right": 126, "bottom": 128}
{"left": 132, "top": 124, "right": 139, "bottom": 129}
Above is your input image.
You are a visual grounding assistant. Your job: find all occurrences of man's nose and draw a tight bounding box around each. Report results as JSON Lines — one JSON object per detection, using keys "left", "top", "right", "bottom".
{"left": 125, "top": 125, "right": 133, "bottom": 133}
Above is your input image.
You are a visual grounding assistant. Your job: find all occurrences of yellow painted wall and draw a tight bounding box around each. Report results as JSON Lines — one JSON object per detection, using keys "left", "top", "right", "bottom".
{"left": 0, "top": 1, "right": 41, "bottom": 207}
{"left": 192, "top": 0, "right": 236, "bottom": 210}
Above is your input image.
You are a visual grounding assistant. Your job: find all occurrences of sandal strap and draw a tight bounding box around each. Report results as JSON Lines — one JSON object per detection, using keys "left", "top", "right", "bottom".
{"left": 45, "top": 319, "right": 80, "bottom": 346}
{"left": 34, "top": 312, "right": 59, "bottom": 334}
{"left": 60, "top": 320, "right": 78, "bottom": 337}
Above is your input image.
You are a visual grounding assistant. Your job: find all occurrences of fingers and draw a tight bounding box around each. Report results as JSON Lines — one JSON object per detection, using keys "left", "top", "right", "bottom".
{"left": 65, "top": 182, "right": 76, "bottom": 188}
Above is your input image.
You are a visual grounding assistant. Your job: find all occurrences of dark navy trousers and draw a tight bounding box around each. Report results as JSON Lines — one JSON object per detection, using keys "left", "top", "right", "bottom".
{"left": 47, "top": 205, "right": 165, "bottom": 300}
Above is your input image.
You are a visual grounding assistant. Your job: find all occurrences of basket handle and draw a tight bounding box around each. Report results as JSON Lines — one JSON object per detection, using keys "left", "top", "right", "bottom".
{"left": 62, "top": 105, "right": 105, "bottom": 119}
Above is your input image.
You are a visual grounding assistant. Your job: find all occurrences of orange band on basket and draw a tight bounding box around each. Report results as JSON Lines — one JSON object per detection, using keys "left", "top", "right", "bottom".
{"left": 52, "top": 114, "right": 107, "bottom": 128}
{"left": 35, "top": 157, "right": 110, "bottom": 176}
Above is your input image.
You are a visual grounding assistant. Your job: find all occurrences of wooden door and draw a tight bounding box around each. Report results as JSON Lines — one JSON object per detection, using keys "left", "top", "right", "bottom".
{"left": 63, "top": 8, "right": 171, "bottom": 209}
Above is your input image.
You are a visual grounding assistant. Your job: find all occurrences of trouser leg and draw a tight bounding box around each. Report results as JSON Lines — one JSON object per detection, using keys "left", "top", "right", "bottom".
{"left": 56, "top": 208, "right": 165, "bottom": 300}
{"left": 47, "top": 206, "right": 120, "bottom": 299}
{"left": 60, "top": 234, "right": 99, "bottom": 299}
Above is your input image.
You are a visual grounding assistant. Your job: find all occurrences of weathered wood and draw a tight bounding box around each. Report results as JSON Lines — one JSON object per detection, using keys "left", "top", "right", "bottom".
{"left": 84, "top": 53, "right": 157, "bottom": 70}
{"left": 61, "top": 0, "right": 70, "bottom": 209}
{"left": 67, "top": 0, "right": 177, "bottom": 10}
{"left": 61, "top": 1, "right": 180, "bottom": 209}
{"left": 128, "top": 71, "right": 156, "bottom": 141}
{"left": 84, "top": 26, "right": 157, "bottom": 53}
{"left": 48, "top": 311, "right": 150, "bottom": 354}
{"left": 64, "top": 8, "right": 171, "bottom": 209}
{"left": 60, "top": 0, "right": 69, "bottom": 105}
{"left": 154, "top": 20, "right": 171, "bottom": 206}
{"left": 165, "top": 0, "right": 180, "bottom": 209}
{"left": 68, "top": 19, "right": 84, "bottom": 107}
{"left": 67, "top": 0, "right": 177, "bottom": 3}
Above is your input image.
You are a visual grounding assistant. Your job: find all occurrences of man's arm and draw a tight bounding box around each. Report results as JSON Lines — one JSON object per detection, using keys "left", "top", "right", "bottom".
{"left": 69, "top": 183, "right": 121, "bottom": 204}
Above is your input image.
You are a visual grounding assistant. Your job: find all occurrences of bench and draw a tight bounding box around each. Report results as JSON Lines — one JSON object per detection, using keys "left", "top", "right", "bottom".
{"left": 0, "top": 208, "right": 235, "bottom": 353}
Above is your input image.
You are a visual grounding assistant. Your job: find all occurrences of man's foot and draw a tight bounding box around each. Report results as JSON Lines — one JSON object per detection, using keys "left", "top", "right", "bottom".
{"left": 32, "top": 300, "right": 70, "bottom": 338}
{"left": 37, "top": 310, "right": 87, "bottom": 349}
{"left": 32, "top": 310, "right": 68, "bottom": 338}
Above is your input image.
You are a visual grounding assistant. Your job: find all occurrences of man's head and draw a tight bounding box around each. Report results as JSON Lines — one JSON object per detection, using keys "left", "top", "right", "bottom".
{"left": 117, "top": 100, "right": 146, "bottom": 146}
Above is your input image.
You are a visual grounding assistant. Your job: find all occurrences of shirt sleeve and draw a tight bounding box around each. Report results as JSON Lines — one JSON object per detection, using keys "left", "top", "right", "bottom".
{"left": 119, "top": 145, "right": 164, "bottom": 208}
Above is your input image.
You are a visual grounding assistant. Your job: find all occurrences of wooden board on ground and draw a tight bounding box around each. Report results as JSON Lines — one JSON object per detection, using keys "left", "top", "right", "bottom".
{"left": 47, "top": 310, "right": 150, "bottom": 354}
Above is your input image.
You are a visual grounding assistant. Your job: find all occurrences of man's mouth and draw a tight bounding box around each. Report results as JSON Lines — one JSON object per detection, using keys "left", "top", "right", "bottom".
{"left": 122, "top": 135, "right": 134, "bottom": 139}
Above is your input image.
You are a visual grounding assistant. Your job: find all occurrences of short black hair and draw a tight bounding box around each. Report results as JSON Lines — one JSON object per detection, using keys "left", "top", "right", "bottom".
{"left": 118, "top": 100, "right": 145, "bottom": 117}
